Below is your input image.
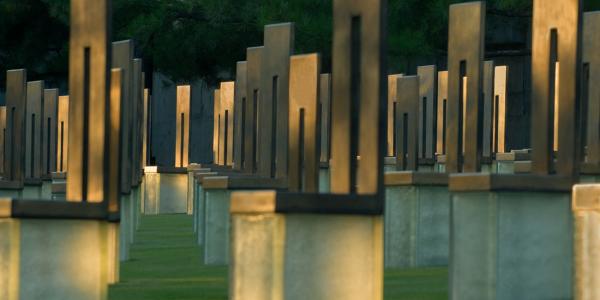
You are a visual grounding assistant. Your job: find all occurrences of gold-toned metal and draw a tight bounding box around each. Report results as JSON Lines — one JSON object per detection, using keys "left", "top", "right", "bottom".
{"left": 5, "top": 69, "right": 27, "bottom": 183}
{"left": 584, "top": 12, "right": 600, "bottom": 165}
{"left": 331, "top": 0, "right": 386, "bottom": 195}
{"left": 288, "top": 53, "right": 321, "bottom": 192}
{"left": 258, "top": 23, "right": 295, "bottom": 179}
{"left": 493, "top": 66, "right": 508, "bottom": 153}
{"left": 233, "top": 61, "right": 247, "bottom": 171}
{"left": 176, "top": 85, "right": 191, "bottom": 168}
{"left": 25, "top": 81, "right": 44, "bottom": 180}
{"left": 42, "top": 89, "right": 58, "bottom": 176}
{"left": 111, "top": 40, "right": 133, "bottom": 195}
{"left": 212, "top": 89, "right": 221, "bottom": 165}
{"left": 417, "top": 65, "right": 437, "bottom": 160}
{"left": 387, "top": 74, "right": 402, "bottom": 157}
{"left": 531, "top": 0, "right": 582, "bottom": 176}
{"left": 319, "top": 73, "right": 332, "bottom": 164}
{"left": 131, "top": 58, "right": 143, "bottom": 185}
{"left": 108, "top": 68, "right": 123, "bottom": 213}
{"left": 482, "top": 61, "right": 494, "bottom": 158}
{"left": 219, "top": 82, "right": 235, "bottom": 166}
{"left": 244, "top": 47, "right": 263, "bottom": 174}
{"left": 142, "top": 88, "right": 150, "bottom": 168}
{"left": 395, "top": 76, "right": 419, "bottom": 171}
{"left": 0, "top": 106, "right": 5, "bottom": 176}
{"left": 446, "top": 2, "right": 485, "bottom": 173}
{"left": 57, "top": 95, "right": 69, "bottom": 172}
{"left": 68, "top": 0, "right": 110, "bottom": 202}
{"left": 0, "top": 198, "right": 10, "bottom": 217}
{"left": 436, "top": 71, "right": 448, "bottom": 155}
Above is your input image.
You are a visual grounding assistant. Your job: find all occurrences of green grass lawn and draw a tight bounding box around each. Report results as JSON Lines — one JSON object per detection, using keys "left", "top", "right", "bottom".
{"left": 109, "top": 215, "right": 447, "bottom": 300}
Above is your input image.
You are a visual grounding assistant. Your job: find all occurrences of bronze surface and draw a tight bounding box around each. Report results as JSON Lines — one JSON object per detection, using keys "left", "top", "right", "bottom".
{"left": 493, "top": 66, "right": 508, "bottom": 153}
{"left": 0, "top": 106, "right": 5, "bottom": 176}
{"left": 387, "top": 74, "right": 402, "bottom": 157}
{"left": 436, "top": 71, "right": 448, "bottom": 155}
{"left": 57, "top": 95, "right": 69, "bottom": 172}
{"left": 319, "top": 73, "right": 332, "bottom": 164}
{"left": 233, "top": 61, "right": 247, "bottom": 170}
{"left": 584, "top": 12, "right": 600, "bottom": 165}
{"left": 111, "top": 40, "right": 133, "bottom": 194}
{"left": 131, "top": 58, "right": 143, "bottom": 185}
{"left": 108, "top": 68, "right": 123, "bottom": 213}
{"left": 482, "top": 61, "right": 494, "bottom": 158}
{"left": 176, "top": 85, "right": 191, "bottom": 168}
{"left": 384, "top": 171, "right": 448, "bottom": 186}
{"left": 213, "top": 88, "right": 220, "bottom": 165}
{"left": 257, "top": 23, "right": 295, "bottom": 179}
{"left": 288, "top": 54, "right": 321, "bottom": 192}
{"left": 395, "top": 76, "right": 419, "bottom": 171}
{"left": 449, "top": 173, "right": 574, "bottom": 192}
{"left": 417, "top": 65, "right": 437, "bottom": 160}
{"left": 4, "top": 69, "right": 27, "bottom": 184}
{"left": 25, "top": 81, "right": 43, "bottom": 180}
{"left": 142, "top": 88, "right": 149, "bottom": 168}
{"left": 331, "top": 0, "right": 386, "bottom": 196}
{"left": 42, "top": 89, "right": 58, "bottom": 177}
{"left": 68, "top": 0, "right": 111, "bottom": 202}
{"left": 531, "top": 0, "right": 582, "bottom": 176}
{"left": 446, "top": 2, "right": 485, "bottom": 173}
{"left": 243, "top": 46, "right": 263, "bottom": 174}
{"left": 220, "top": 81, "right": 235, "bottom": 166}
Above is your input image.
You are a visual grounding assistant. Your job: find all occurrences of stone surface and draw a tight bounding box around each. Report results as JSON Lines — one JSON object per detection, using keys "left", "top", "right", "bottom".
{"left": 573, "top": 184, "right": 600, "bottom": 300}
{"left": 451, "top": 191, "right": 572, "bottom": 299}
{"left": 143, "top": 172, "right": 188, "bottom": 215}
{"left": 385, "top": 186, "right": 450, "bottom": 268}
{"left": 0, "top": 218, "right": 109, "bottom": 300}
{"left": 283, "top": 214, "right": 382, "bottom": 300}
{"left": 203, "top": 189, "right": 231, "bottom": 265}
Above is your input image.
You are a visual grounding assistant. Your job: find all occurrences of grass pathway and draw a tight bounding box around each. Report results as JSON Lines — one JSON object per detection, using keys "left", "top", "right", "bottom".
{"left": 109, "top": 215, "right": 447, "bottom": 300}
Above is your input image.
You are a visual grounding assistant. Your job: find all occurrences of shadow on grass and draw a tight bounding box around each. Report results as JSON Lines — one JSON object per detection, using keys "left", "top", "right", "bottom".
{"left": 109, "top": 215, "right": 447, "bottom": 300}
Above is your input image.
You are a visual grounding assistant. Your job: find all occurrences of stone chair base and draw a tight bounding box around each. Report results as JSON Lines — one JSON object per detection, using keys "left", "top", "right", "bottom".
{"left": 573, "top": 184, "right": 600, "bottom": 299}
{"left": 0, "top": 200, "right": 114, "bottom": 300}
{"left": 229, "top": 191, "right": 383, "bottom": 300}
{"left": 143, "top": 167, "right": 188, "bottom": 215}
{"left": 384, "top": 171, "right": 449, "bottom": 268}
{"left": 449, "top": 174, "right": 573, "bottom": 299}
{"left": 201, "top": 176, "right": 287, "bottom": 265}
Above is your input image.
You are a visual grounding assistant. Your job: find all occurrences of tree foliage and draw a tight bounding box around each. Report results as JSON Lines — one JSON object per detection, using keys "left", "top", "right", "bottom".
{"left": 0, "top": 0, "right": 599, "bottom": 88}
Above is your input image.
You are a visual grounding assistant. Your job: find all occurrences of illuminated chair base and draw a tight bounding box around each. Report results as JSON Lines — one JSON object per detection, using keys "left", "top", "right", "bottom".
{"left": 230, "top": 192, "right": 383, "bottom": 300}
{"left": 0, "top": 200, "right": 112, "bottom": 300}
{"left": 201, "top": 176, "right": 286, "bottom": 266}
{"left": 143, "top": 167, "right": 188, "bottom": 215}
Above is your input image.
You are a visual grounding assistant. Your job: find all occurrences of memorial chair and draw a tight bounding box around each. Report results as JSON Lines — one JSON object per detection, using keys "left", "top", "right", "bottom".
{"left": 229, "top": 0, "right": 386, "bottom": 298}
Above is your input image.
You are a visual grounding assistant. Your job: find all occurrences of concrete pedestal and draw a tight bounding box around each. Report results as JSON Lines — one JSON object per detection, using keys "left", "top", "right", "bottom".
{"left": 385, "top": 186, "right": 449, "bottom": 268}
{"left": 318, "top": 168, "right": 330, "bottom": 193}
{"left": 450, "top": 175, "right": 573, "bottom": 299}
{"left": 107, "top": 222, "right": 120, "bottom": 284}
{"left": 203, "top": 188, "right": 232, "bottom": 265}
{"left": 119, "top": 194, "right": 132, "bottom": 262}
{"left": 573, "top": 184, "right": 600, "bottom": 299}
{"left": 230, "top": 192, "right": 383, "bottom": 300}
{"left": 0, "top": 217, "right": 109, "bottom": 299}
{"left": 384, "top": 172, "right": 449, "bottom": 268}
{"left": 202, "top": 176, "right": 287, "bottom": 265}
{"left": 193, "top": 172, "right": 218, "bottom": 246}
{"left": 51, "top": 172, "right": 67, "bottom": 201}
{"left": 143, "top": 167, "right": 188, "bottom": 215}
